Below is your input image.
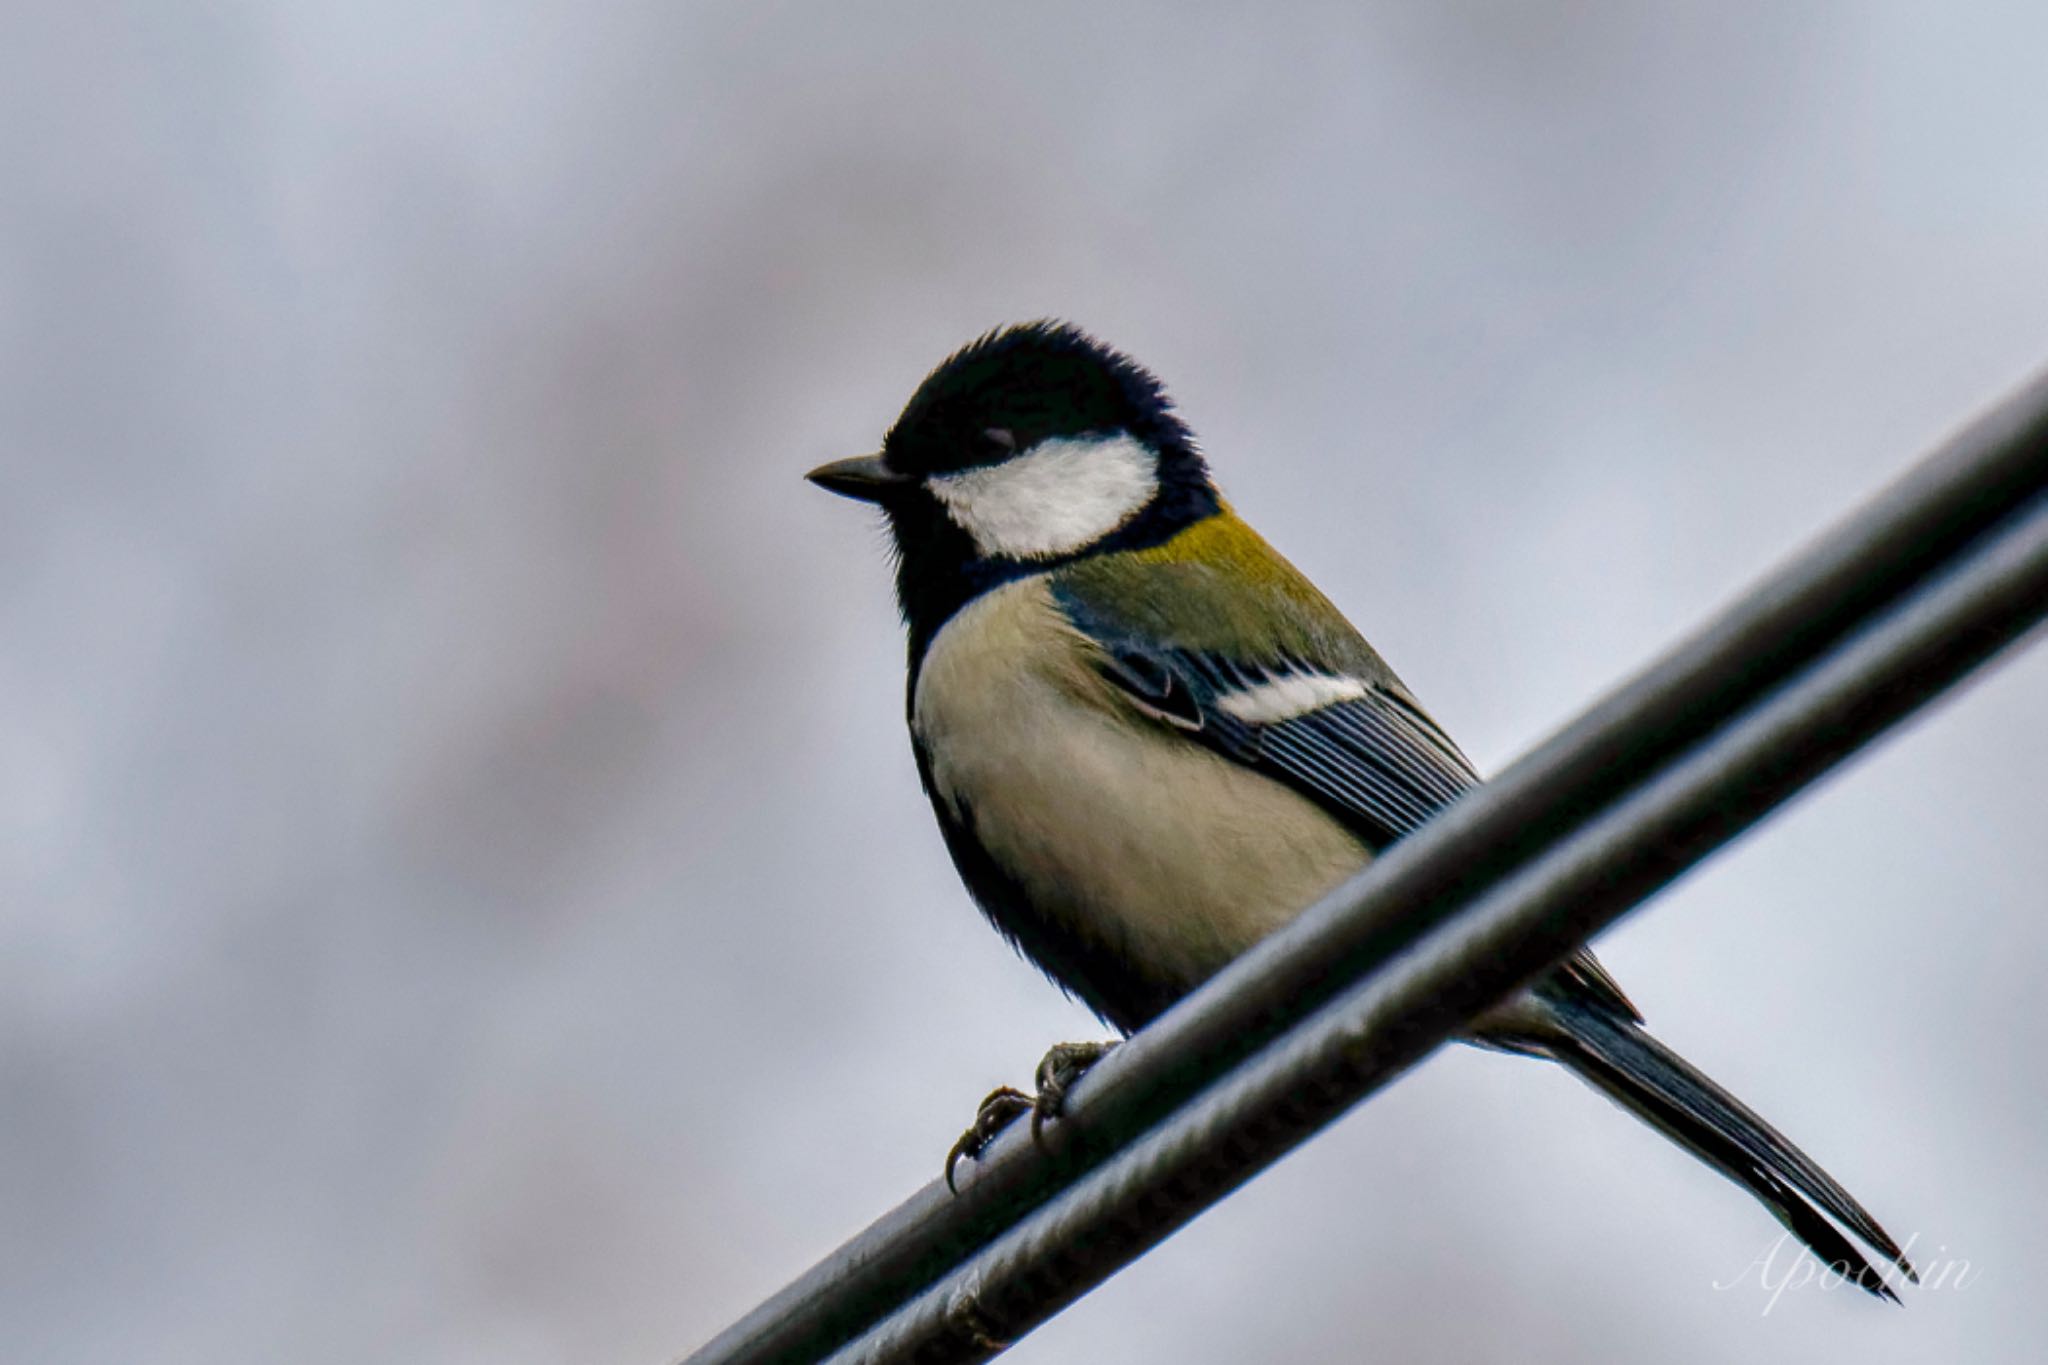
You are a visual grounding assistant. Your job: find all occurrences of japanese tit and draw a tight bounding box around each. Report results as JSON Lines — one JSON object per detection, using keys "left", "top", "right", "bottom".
{"left": 807, "top": 320, "right": 1913, "bottom": 1297}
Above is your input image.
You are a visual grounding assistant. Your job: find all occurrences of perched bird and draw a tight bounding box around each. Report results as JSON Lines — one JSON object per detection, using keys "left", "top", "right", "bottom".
{"left": 807, "top": 320, "right": 1914, "bottom": 1297}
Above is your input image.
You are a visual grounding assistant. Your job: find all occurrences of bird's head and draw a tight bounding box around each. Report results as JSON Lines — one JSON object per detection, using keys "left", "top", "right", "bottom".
{"left": 808, "top": 321, "right": 1221, "bottom": 646}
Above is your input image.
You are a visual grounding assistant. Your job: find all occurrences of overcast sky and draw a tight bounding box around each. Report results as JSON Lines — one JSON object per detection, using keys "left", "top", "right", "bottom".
{"left": 5, "top": 4, "right": 2048, "bottom": 1363}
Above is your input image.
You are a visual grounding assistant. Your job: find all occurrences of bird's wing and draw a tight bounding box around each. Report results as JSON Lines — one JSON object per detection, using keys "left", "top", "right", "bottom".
{"left": 1082, "top": 627, "right": 1476, "bottom": 850}
{"left": 1051, "top": 511, "right": 1640, "bottom": 1021}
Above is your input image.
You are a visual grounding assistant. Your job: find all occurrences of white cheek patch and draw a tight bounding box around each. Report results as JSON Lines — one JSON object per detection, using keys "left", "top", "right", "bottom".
{"left": 1214, "top": 672, "right": 1370, "bottom": 725}
{"left": 927, "top": 433, "right": 1159, "bottom": 560}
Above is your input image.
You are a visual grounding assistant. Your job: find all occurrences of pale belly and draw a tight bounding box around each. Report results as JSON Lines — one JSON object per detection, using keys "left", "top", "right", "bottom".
{"left": 912, "top": 578, "right": 1374, "bottom": 995}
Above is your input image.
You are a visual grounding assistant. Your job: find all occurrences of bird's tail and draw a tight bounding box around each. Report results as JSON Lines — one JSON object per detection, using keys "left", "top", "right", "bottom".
{"left": 1537, "top": 1000, "right": 1916, "bottom": 1301}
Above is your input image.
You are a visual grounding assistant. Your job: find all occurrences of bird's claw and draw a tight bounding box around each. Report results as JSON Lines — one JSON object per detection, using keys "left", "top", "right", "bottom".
{"left": 945, "top": 1086, "right": 1033, "bottom": 1193}
{"left": 1028, "top": 1040, "right": 1117, "bottom": 1143}
{"left": 941, "top": 1041, "right": 1120, "bottom": 1192}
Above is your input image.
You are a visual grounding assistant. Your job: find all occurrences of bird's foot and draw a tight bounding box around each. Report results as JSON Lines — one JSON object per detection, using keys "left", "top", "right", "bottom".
{"left": 945, "top": 1087, "right": 1032, "bottom": 1193}
{"left": 942, "top": 1041, "right": 1120, "bottom": 1192}
{"left": 1028, "top": 1040, "right": 1117, "bottom": 1143}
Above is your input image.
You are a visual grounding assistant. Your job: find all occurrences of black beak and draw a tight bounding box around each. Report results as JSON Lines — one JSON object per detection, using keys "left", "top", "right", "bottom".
{"left": 805, "top": 453, "right": 911, "bottom": 503}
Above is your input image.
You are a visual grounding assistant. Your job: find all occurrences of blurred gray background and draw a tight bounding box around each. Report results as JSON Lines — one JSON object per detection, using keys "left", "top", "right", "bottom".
{"left": 5, "top": 4, "right": 2046, "bottom": 1363}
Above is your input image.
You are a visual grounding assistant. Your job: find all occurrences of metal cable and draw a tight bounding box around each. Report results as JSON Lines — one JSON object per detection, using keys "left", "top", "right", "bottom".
{"left": 684, "top": 368, "right": 2048, "bottom": 1365}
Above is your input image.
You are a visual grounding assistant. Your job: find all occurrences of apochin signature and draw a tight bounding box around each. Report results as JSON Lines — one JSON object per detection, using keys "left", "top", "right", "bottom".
{"left": 1715, "top": 1232, "right": 1977, "bottom": 1314}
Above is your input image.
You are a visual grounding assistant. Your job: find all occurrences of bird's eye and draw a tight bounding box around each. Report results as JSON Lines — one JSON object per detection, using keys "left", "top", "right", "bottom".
{"left": 979, "top": 428, "right": 1018, "bottom": 457}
